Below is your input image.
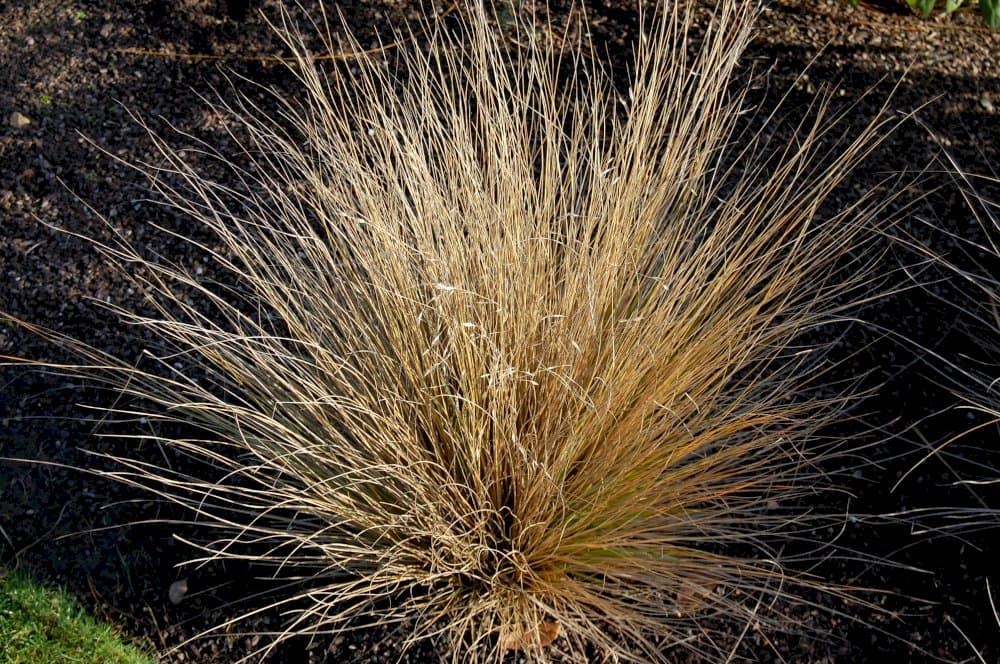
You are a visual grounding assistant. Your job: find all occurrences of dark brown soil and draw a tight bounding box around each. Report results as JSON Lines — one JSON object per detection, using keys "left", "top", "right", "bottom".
{"left": 1, "top": 1, "right": 998, "bottom": 662}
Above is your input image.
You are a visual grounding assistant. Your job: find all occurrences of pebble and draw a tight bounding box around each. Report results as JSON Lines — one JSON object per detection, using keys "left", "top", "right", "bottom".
{"left": 168, "top": 578, "right": 189, "bottom": 604}
{"left": 100, "top": 23, "right": 114, "bottom": 39}
{"left": 981, "top": 95, "right": 995, "bottom": 113}
{"left": 8, "top": 111, "right": 31, "bottom": 129}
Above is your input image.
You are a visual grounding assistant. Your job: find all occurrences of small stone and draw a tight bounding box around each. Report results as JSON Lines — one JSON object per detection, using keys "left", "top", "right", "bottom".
{"left": 8, "top": 111, "right": 31, "bottom": 129}
{"left": 981, "top": 95, "right": 995, "bottom": 113}
{"left": 168, "top": 579, "right": 188, "bottom": 604}
{"left": 100, "top": 23, "right": 114, "bottom": 39}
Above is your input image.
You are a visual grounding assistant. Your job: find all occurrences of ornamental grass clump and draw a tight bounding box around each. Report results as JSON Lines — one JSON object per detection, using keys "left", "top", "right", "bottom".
{"left": 922, "top": 169, "right": 1000, "bottom": 491}
{"left": 4, "top": 1, "right": 908, "bottom": 661}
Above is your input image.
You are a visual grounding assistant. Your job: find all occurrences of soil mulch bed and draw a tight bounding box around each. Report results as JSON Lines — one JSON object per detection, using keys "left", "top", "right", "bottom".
{"left": 2, "top": 0, "right": 998, "bottom": 662}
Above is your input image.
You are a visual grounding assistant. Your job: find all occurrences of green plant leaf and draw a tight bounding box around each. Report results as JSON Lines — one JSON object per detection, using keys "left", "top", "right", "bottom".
{"left": 916, "top": 0, "right": 936, "bottom": 16}
{"left": 905, "top": 0, "right": 936, "bottom": 16}
{"left": 983, "top": 0, "right": 1000, "bottom": 27}
{"left": 944, "top": 0, "right": 962, "bottom": 12}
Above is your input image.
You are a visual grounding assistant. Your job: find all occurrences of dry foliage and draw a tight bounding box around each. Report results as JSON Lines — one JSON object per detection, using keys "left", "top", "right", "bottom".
{"left": 912, "top": 166, "right": 1000, "bottom": 501}
{"left": 4, "top": 1, "right": 911, "bottom": 661}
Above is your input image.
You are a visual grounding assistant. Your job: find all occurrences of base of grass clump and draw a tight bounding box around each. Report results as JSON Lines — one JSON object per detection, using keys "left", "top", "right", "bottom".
{"left": 0, "top": 568, "right": 155, "bottom": 664}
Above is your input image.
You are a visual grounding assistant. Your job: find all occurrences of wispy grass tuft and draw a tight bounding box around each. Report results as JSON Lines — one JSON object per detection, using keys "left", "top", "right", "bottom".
{"left": 910, "top": 164, "right": 1000, "bottom": 507}
{"left": 4, "top": 1, "right": 912, "bottom": 661}
{"left": 892, "top": 161, "right": 1000, "bottom": 661}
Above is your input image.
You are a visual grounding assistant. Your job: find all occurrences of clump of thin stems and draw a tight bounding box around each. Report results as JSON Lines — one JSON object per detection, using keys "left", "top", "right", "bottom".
{"left": 4, "top": 1, "right": 909, "bottom": 661}
{"left": 914, "top": 165, "right": 1000, "bottom": 492}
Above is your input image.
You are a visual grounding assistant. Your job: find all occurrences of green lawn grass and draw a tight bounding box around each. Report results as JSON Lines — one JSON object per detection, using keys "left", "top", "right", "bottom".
{"left": 0, "top": 569, "right": 155, "bottom": 664}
